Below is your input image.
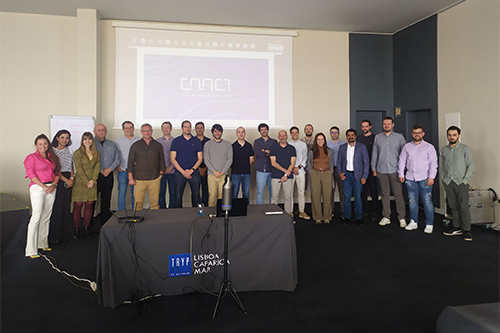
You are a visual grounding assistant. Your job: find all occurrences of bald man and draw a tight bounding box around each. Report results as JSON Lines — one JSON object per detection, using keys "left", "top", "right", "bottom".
{"left": 270, "top": 130, "right": 297, "bottom": 216}
{"left": 94, "top": 123, "right": 121, "bottom": 225}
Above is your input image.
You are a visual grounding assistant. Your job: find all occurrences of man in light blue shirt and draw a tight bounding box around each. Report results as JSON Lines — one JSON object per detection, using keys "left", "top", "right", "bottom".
{"left": 327, "top": 126, "right": 345, "bottom": 218}
{"left": 288, "top": 126, "right": 310, "bottom": 220}
{"left": 115, "top": 121, "right": 141, "bottom": 211}
{"left": 94, "top": 123, "right": 121, "bottom": 224}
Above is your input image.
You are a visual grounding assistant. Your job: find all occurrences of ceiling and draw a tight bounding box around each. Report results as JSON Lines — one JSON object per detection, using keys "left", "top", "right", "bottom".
{"left": 2, "top": 0, "right": 464, "bottom": 34}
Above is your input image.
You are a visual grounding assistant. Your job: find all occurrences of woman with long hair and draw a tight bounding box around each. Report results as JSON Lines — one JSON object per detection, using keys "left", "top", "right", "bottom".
{"left": 307, "top": 133, "right": 335, "bottom": 224}
{"left": 71, "top": 132, "right": 100, "bottom": 240}
{"left": 24, "top": 134, "right": 61, "bottom": 258}
{"left": 49, "top": 129, "right": 74, "bottom": 243}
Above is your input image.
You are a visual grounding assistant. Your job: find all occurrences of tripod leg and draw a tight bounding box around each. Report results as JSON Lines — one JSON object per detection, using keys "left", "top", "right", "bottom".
{"left": 212, "top": 281, "right": 227, "bottom": 318}
{"left": 227, "top": 282, "right": 247, "bottom": 315}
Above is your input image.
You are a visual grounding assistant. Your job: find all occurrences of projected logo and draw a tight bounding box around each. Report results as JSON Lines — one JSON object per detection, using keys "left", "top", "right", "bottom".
{"left": 180, "top": 78, "right": 231, "bottom": 92}
{"left": 168, "top": 253, "right": 191, "bottom": 277}
{"left": 142, "top": 54, "right": 270, "bottom": 120}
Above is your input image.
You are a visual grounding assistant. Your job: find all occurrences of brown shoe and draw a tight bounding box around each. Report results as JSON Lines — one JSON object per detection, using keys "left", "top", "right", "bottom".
{"left": 298, "top": 212, "right": 311, "bottom": 220}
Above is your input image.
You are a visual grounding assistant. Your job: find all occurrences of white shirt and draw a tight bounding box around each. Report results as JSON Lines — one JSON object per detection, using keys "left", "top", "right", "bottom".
{"left": 346, "top": 143, "right": 356, "bottom": 172}
{"left": 288, "top": 139, "right": 308, "bottom": 177}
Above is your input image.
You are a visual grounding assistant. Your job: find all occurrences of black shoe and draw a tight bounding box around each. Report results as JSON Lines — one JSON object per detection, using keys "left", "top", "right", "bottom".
{"left": 443, "top": 227, "right": 463, "bottom": 236}
{"left": 83, "top": 227, "right": 91, "bottom": 239}
{"left": 73, "top": 227, "right": 80, "bottom": 240}
{"left": 356, "top": 219, "right": 364, "bottom": 226}
{"left": 370, "top": 213, "right": 378, "bottom": 222}
{"left": 462, "top": 230, "right": 473, "bottom": 241}
{"left": 342, "top": 216, "right": 349, "bottom": 225}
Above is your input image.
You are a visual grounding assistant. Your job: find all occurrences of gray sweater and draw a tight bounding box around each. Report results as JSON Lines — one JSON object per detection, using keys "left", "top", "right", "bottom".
{"left": 203, "top": 139, "right": 233, "bottom": 176}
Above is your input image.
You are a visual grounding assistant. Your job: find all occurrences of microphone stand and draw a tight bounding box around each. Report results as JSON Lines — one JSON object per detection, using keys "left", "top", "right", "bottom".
{"left": 212, "top": 179, "right": 247, "bottom": 318}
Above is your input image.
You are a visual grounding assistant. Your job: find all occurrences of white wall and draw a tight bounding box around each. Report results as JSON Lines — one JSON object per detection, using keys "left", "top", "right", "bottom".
{"left": 1, "top": 13, "right": 350, "bottom": 206}
{"left": 438, "top": 0, "right": 500, "bottom": 224}
{"left": 0, "top": 12, "right": 77, "bottom": 204}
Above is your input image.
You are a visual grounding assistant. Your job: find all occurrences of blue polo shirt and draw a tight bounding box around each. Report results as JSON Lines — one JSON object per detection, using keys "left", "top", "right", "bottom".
{"left": 270, "top": 143, "right": 296, "bottom": 179}
{"left": 170, "top": 134, "right": 202, "bottom": 172}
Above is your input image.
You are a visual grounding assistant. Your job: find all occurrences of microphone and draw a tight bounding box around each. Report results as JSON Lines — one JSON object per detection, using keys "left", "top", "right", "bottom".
{"left": 222, "top": 176, "right": 232, "bottom": 212}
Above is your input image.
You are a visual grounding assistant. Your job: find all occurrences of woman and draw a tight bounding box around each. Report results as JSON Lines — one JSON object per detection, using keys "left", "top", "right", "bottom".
{"left": 307, "top": 133, "right": 335, "bottom": 224}
{"left": 72, "top": 132, "right": 100, "bottom": 240}
{"left": 49, "top": 130, "right": 74, "bottom": 243}
{"left": 24, "top": 134, "right": 61, "bottom": 258}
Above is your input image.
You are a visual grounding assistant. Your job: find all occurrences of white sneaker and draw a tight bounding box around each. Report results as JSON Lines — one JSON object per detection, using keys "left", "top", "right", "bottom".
{"left": 399, "top": 218, "right": 407, "bottom": 228}
{"left": 379, "top": 217, "right": 391, "bottom": 226}
{"left": 405, "top": 220, "right": 418, "bottom": 230}
{"left": 424, "top": 225, "right": 433, "bottom": 234}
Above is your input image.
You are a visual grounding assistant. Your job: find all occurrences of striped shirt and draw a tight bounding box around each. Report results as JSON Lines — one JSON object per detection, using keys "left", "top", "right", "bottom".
{"left": 54, "top": 146, "right": 73, "bottom": 172}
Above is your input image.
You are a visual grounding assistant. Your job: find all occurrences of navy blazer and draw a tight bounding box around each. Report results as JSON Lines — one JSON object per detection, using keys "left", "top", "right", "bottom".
{"left": 337, "top": 142, "right": 370, "bottom": 182}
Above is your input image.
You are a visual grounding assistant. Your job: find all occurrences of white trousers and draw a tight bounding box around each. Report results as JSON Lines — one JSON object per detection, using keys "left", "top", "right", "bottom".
{"left": 292, "top": 173, "right": 306, "bottom": 212}
{"left": 25, "top": 185, "right": 56, "bottom": 256}
{"left": 271, "top": 178, "right": 295, "bottom": 214}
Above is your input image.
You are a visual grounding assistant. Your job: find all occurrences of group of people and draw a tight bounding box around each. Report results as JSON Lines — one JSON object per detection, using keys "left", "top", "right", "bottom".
{"left": 23, "top": 117, "right": 476, "bottom": 257}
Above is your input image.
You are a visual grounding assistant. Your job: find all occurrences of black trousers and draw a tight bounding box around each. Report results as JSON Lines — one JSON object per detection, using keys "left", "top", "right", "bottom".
{"left": 97, "top": 172, "right": 114, "bottom": 225}
{"left": 361, "top": 172, "right": 380, "bottom": 215}
{"left": 49, "top": 172, "right": 72, "bottom": 242}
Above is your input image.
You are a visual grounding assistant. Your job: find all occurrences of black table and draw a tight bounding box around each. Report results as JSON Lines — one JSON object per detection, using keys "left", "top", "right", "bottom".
{"left": 97, "top": 204, "right": 298, "bottom": 308}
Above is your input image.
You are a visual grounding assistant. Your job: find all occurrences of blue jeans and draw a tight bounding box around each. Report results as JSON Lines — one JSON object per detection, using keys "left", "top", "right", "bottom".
{"left": 406, "top": 179, "right": 434, "bottom": 225}
{"left": 117, "top": 171, "right": 134, "bottom": 211}
{"left": 231, "top": 174, "right": 251, "bottom": 199}
{"left": 256, "top": 171, "right": 272, "bottom": 204}
{"left": 159, "top": 173, "right": 176, "bottom": 209}
{"left": 342, "top": 172, "right": 363, "bottom": 220}
{"left": 174, "top": 171, "right": 201, "bottom": 208}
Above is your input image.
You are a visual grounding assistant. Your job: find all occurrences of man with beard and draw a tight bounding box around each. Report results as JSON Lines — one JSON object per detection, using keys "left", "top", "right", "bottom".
{"left": 301, "top": 124, "right": 314, "bottom": 151}
{"left": 301, "top": 123, "right": 314, "bottom": 195}
{"left": 372, "top": 117, "right": 406, "bottom": 227}
{"left": 195, "top": 122, "right": 210, "bottom": 206}
{"left": 338, "top": 129, "right": 369, "bottom": 225}
{"left": 203, "top": 124, "right": 233, "bottom": 207}
{"left": 356, "top": 120, "right": 380, "bottom": 221}
{"left": 398, "top": 125, "right": 438, "bottom": 234}
{"left": 254, "top": 123, "right": 277, "bottom": 204}
{"left": 270, "top": 130, "right": 297, "bottom": 216}
{"left": 170, "top": 120, "right": 203, "bottom": 208}
{"left": 441, "top": 126, "right": 475, "bottom": 241}
{"left": 327, "top": 126, "right": 345, "bottom": 218}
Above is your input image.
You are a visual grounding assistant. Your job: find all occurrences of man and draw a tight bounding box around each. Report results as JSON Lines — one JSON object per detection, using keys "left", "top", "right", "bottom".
{"left": 171, "top": 120, "right": 203, "bottom": 208}
{"left": 115, "top": 121, "right": 140, "bottom": 211}
{"left": 254, "top": 123, "right": 277, "bottom": 204}
{"left": 372, "top": 117, "right": 406, "bottom": 227}
{"left": 327, "top": 126, "right": 345, "bottom": 218}
{"left": 203, "top": 124, "right": 233, "bottom": 207}
{"left": 270, "top": 130, "right": 297, "bottom": 216}
{"left": 127, "top": 124, "right": 165, "bottom": 210}
{"left": 231, "top": 127, "right": 254, "bottom": 199}
{"left": 157, "top": 121, "right": 176, "bottom": 209}
{"left": 94, "top": 123, "right": 121, "bottom": 224}
{"left": 288, "top": 126, "right": 310, "bottom": 220}
{"left": 441, "top": 126, "right": 475, "bottom": 241}
{"left": 301, "top": 124, "right": 314, "bottom": 151}
{"left": 337, "top": 129, "right": 369, "bottom": 226}
{"left": 195, "top": 122, "right": 210, "bottom": 206}
{"left": 357, "top": 120, "right": 380, "bottom": 222}
{"left": 398, "top": 125, "right": 438, "bottom": 233}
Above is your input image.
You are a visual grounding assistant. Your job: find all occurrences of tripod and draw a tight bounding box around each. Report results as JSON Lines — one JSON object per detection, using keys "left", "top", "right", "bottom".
{"left": 212, "top": 210, "right": 247, "bottom": 318}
